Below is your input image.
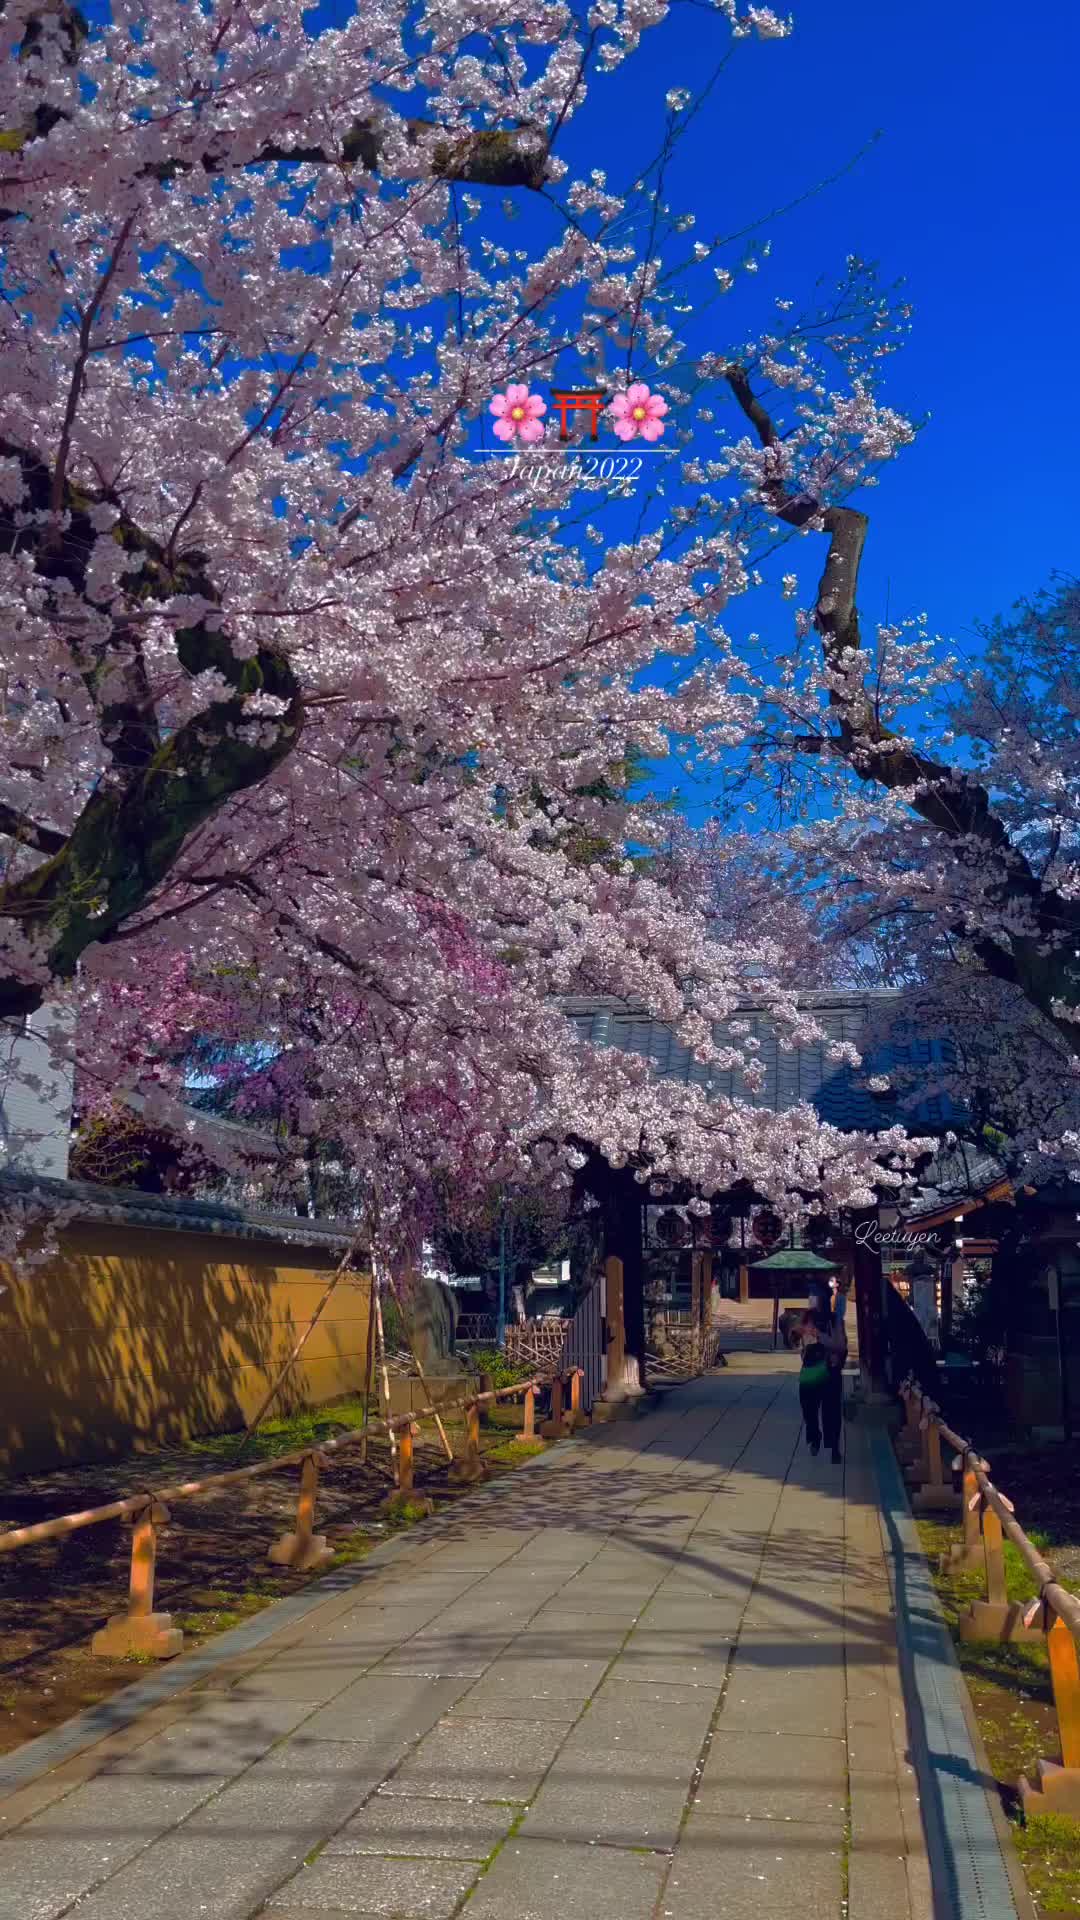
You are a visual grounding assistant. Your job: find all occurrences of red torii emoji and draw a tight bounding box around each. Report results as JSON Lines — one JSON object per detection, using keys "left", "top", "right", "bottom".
{"left": 550, "top": 390, "right": 606, "bottom": 443}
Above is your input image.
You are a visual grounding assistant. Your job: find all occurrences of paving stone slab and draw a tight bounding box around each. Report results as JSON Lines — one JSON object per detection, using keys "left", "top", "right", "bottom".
{"left": 101, "top": 1698, "right": 314, "bottom": 1779}
{"left": 187, "top": 1741, "right": 386, "bottom": 1845}
{"left": 669, "top": 1812, "right": 843, "bottom": 1915}
{"left": 324, "top": 1792, "right": 514, "bottom": 1860}
{"left": 466, "top": 1654, "right": 611, "bottom": 1702}
{"left": 449, "top": 1688, "right": 584, "bottom": 1725}
{"left": 297, "top": 1672, "right": 470, "bottom": 1747}
{"left": 50, "top": 1821, "right": 316, "bottom": 1920}
{"left": 614, "top": 1629, "right": 734, "bottom": 1688}
{"left": 268, "top": 1853, "right": 478, "bottom": 1915}
{"left": 0, "top": 1774, "right": 228, "bottom": 1920}
{"left": 575, "top": 1683, "right": 716, "bottom": 1758}
{"left": 380, "top": 1715, "right": 567, "bottom": 1802}
{"left": 220, "top": 1659, "right": 376, "bottom": 1707}
{"left": 463, "top": 1835, "right": 666, "bottom": 1920}
{"left": 693, "top": 1730, "right": 847, "bottom": 1828}
{"left": 519, "top": 1771, "right": 690, "bottom": 1851}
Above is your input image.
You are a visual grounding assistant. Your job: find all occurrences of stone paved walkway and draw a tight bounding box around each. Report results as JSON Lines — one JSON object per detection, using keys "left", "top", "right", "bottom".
{"left": 0, "top": 1355, "right": 931, "bottom": 1920}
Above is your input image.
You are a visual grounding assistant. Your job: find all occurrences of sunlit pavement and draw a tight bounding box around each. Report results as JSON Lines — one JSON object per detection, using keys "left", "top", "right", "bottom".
{"left": 0, "top": 1356, "right": 930, "bottom": 1920}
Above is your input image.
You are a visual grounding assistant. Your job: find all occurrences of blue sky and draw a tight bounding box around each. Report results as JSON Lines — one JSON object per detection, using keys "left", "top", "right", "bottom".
{"left": 567, "top": 0, "right": 1080, "bottom": 653}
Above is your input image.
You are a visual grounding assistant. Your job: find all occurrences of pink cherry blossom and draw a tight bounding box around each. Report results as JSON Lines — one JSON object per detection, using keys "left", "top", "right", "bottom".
{"left": 0, "top": 0, "right": 947, "bottom": 1280}
{"left": 490, "top": 384, "right": 547, "bottom": 443}
{"left": 610, "top": 383, "right": 669, "bottom": 442}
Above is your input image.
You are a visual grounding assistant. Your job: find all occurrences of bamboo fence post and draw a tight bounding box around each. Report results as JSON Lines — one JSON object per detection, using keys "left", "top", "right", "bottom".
{"left": 385, "top": 1266, "right": 454, "bottom": 1462}
{"left": 91, "top": 1500, "right": 183, "bottom": 1659}
{"left": 269, "top": 1451, "right": 335, "bottom": 1572}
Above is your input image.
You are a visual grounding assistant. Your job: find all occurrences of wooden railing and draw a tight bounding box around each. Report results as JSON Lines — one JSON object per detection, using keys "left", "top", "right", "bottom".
{"left": 0, "top": 1377, "right": 542, "bottom": 1663}
{"left": 900, "top": 1379, "right": 1080, "bottom": 1821}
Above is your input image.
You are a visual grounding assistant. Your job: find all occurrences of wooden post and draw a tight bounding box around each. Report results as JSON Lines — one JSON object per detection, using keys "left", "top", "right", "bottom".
{"left": 895, "top": 1390, "right": 923, "bottom": 1464}
{"left": 1021, "top": 1611, "right": 1080, "bottom": 1819}
{"left": 540, "top": 1371, "right": 568, "bottom": 1438}
{"left": 397, "top": 1421, "right": 417, "bottom": 1494}
{"left": 91, "top": 1500, "right": 183, "bottom": 1658}
{"left": 1049, "top": 1614, "right": 1080, "bottom": 1771}
{"left": 569, "top": 1368, "right": 582, "bottom": 1418}
{"left": 946, "top": 1467, "right": 984, "bottom": 1570}
{"left": 911, "top": 1420, "right": 961, "bottom": 1513}
{"left": 269, "top": 1451, "right": 335, "bottom": 1571}
{"left": 738, "top": 1261, "right": 749, "bottom": 1305}
{"left": 984, "top": 1505, "right": 1007, "bottom": 1607}
{"left": 959, "top": 1500, "right": 1043, "bottom": 1644}
{"left": 449, "top": 1399, "right": 488, "bottom": 1483}
{"left": 523, "top": 1385, "right": 536, "bottom": 1439}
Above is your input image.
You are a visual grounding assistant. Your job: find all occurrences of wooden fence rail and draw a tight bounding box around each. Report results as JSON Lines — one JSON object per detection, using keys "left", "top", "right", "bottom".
{"left": 0, "top": 1376, "right": 548, "bottom": 1663}
{"left": 901, "top": 1378, "right": 1080, "bottom": 1821}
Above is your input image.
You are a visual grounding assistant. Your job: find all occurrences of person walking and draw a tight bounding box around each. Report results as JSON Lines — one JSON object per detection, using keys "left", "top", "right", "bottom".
{"left": 797, "top": 1289, "right": 847, "bottom": 1462}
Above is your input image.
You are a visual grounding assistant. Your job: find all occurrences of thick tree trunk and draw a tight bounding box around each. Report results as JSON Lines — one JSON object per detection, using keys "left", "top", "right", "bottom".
{"left": 600, "top": 1167, "right": 647, "bottom": 1398}
{"left": 851, "top": 1211, "right": 889, "bottom": 1397}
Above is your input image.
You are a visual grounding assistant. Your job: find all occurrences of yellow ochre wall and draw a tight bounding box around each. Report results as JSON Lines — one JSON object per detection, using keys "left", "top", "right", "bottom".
{"left": 0, "top": 1222, "right": 371, "bottom": 1475}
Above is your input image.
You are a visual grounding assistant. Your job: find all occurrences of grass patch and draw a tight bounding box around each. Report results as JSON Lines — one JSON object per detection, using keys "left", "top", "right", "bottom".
{"left": 486, "top": 1437, "right": 547, "bottom": 1465}
{"left": 331, "top": 1527, "right": 377, "bottom": 1567}
{"left": 1015, "top": 1814, "right": 1080, "bottom": 1913}
{"left": 188, "top": 1396, "right": 373, "bottom": 1464}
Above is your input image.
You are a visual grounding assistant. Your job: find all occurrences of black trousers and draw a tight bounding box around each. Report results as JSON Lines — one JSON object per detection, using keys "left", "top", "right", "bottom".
{"left": 800, "top": 1366, "right": 843, "bottom": 1449}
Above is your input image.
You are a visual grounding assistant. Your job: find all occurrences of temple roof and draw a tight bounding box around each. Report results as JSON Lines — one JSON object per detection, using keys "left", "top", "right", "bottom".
{"left": 560, "top": 992, "right": 960, "bottom": 1134}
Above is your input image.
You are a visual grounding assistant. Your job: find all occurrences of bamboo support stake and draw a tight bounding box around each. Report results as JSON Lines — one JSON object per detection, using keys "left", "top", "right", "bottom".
{"left": 269, "top": 1452, "right": 335, "bottom": 1572}
{"left": 233, "top": 1232, "right": 366, "bottom": 1458}
{"left": 385, "top": 1266, "right": 454, "bottom": 1462}
{"left": 372, "top": 1266, "right": 398, "bottom": 1474}
{"left": 91, "top": 1500, "right": 183, "bottom": 1659}
{"left": 359, "top": 1275, "right": 378, "bottom": 1465}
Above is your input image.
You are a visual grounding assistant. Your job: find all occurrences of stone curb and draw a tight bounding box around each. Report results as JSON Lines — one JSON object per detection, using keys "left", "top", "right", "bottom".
{"left": 869, "top": 1424, "right": 1029, "bottom": 1920}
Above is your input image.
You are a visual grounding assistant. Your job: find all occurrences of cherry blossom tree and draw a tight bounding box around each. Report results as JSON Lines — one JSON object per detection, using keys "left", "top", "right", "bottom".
{"left": 0, "top": 0, "right": 933, "bottom": 1287}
